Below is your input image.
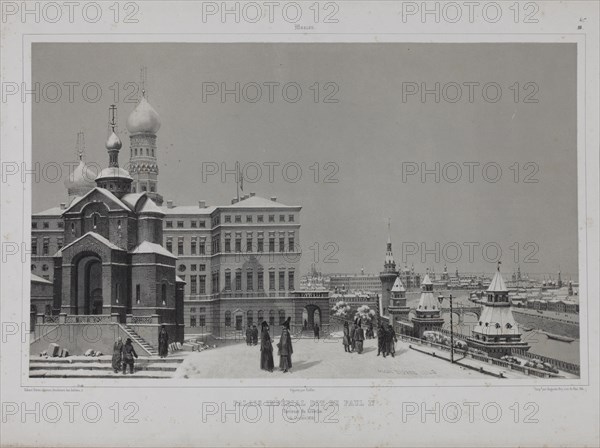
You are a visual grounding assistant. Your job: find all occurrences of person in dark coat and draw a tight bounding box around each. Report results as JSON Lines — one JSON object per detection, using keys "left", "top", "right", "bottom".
{"left": 313, "top": 323, "right": 320, "bottom": 340}
{"left": 112, "top": 337, "right": 123, "bottom": 373}
{"left": 158, "top": 325, "right": 169, "bottom": 358}
{"left": 342, "top": 321, "right": 351, "bottom": 352}
{"left": 354, "top": 320, "right": 365, "bottom": 354}
{"left": 277, "top": 317, "right": 293, "bottom": 373}
{"left": 367, "top": 322, "right": 374, "bottom": 339}
{"left": 122, "top": 338, "right": 138, "bottom": 375}
{"left": 245, "top": 324, "right": 252, "bottom": 346}
{"left": 349, "top": 320, "right": 357, "bottom": 352}
{"left": 252, "top": 325, "right": 259, "bottom": 345}
{"left": 260, "top": 321, "right": 274, "bottom": 372}
{"left": 377, "top": 324, "right": 386, "bottom": 357}
{"left": 386, "top": 324, "right": 398, "bottom": 357}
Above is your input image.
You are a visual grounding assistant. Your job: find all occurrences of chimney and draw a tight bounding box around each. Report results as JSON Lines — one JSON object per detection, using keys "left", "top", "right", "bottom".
{"left": 198, "top": 200, "right": 206, "bottom": 208}
{"left": 167, "top": 200, "right": 174, "bottom": 209}
{"left": 250, "top": 192, "right": 255, "bottom": 197}
{"left": 231, "top": 198, "right": 238, "bottom": 204}
{"left": 59, "top": 203, "right": 66, "bottom": 210}
{"left": 270, "top": 196, "right": 277, "bottom": 202}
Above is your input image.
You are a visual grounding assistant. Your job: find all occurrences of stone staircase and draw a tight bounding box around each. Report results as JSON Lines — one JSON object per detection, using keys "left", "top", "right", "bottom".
{"left": 29, "top": 356, "right": 184, "bottom": 379}
{"left": 121, "top": 324, "right": 159, "bottom": 356}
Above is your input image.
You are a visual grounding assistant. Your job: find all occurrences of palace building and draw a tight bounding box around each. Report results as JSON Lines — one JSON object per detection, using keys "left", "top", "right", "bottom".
{"left": 31, "top": 91, "right": 328, "bottom": 350}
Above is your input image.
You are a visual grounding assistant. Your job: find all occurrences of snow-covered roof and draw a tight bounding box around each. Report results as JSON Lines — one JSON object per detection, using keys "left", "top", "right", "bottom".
{"left": 224, "top": 195, "right": 300, "bottom": 209}
{"left": 33, "top": 206, "right": 63, "bottom": 217}
{"left": 130, "top": 241, "right": 176, "bottom": 258}
{"left": 31, "top": 273, "right": 52, "bottom": 284}
{"left": 391, "top": 276, "right": 405, "bottom": 292}
{"left": 60, "top": 231, "right": 124, "bottom": 253}
{"left": 161, "top": 205, "right": 217, "bottom": 215}
{"left": 63, "top": 187, "right": 132, "bottom": 214}
{"left": 473, "top": 306, "right": 520, "bottom": 336}
{"left": 487, "top": 270, "right": 508, "bottom": 292}
{"left": 139, "top": 197, "right": 164, "bottom": 214}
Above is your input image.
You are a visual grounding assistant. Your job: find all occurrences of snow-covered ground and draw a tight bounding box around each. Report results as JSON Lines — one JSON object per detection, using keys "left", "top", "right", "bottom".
{"left": 173, "top": 333, "right": 526, "bottom": 379}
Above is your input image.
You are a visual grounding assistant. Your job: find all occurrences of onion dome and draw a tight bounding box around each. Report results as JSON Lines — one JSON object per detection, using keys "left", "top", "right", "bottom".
{"left": 126, "top": 95, "right": 161, "bottom": 134}
{"left": 95, "top": 166, "right": 133, "bottom": 182}
{"left": 105, "top": 130, "right": 122, "bottom": 150}
{"left": 64, "top": 158, "right": 96, "bottom": 196}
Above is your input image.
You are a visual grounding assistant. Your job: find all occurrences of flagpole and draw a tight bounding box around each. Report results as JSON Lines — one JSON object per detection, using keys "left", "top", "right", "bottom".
{"left": 236, "top": 161, "right": 240, "bottom": 202}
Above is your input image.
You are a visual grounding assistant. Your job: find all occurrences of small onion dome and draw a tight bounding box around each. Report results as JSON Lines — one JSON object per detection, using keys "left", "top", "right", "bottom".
{"left": 105, "top": 131, "right": 122, "bottom": 150}
{"left": 95, "top": 166, "right": 133, "bottom": 182}
{"left": 64, "top": 159, "right": 96, "bottom": 195}
{"left": 126, "top": 96, "right": 161, "bottom": 134}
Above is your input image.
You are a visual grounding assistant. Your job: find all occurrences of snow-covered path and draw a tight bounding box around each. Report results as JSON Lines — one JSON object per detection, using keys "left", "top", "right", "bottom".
{"left": 174, "top": 334, "right": 509, "bottom": 379}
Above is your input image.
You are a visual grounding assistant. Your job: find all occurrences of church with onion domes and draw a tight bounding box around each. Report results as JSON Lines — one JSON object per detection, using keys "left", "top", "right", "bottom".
{"left": 31, "top": 86, "right": 328, "bottom": 354}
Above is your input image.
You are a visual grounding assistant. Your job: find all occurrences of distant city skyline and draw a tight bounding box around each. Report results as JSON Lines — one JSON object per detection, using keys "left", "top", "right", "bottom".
{"left": 32, "top": 43, "right": 578, "bottom": 276}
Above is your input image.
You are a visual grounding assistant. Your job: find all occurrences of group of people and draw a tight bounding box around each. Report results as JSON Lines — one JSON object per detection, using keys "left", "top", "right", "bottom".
{"left": 342, "top": 320, "right": 397, "bottom": 357}
{"left": 377, "top": 323, "right": 398, "bottom": 358}
{"left": 111, "top": 325, "right": 170, "bottom": 375}
{"left": 245, "top": 324, "right": 259, "bottom": 346}
{"left": 260, "top": 317, "right": 293, "bottom": 373}
{"left": 342, "top": 319, "right": 366, "bottom": 354}
{"left": 111, "top": 337, "right": 139, "bottom": 374}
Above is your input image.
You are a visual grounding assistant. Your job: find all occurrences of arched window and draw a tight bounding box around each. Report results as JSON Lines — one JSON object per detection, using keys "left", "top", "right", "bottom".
{"left": 161, "top": 283, "right": 167, "bottom": 305}
{"left": 279, "top": 309, "right": 285, "bottom": 325}
{"left": 257, "top": 310, "right": 264, "bottom": 322}
{"left": 225, "top": 311, "right": 231, "bottom": 327}
{"left": 45, "top": 304, "right": 51, "bottom": 315}
{"left": 247, "top": 310, "right": 253, "bottom": 326}
{"left": 31, "top": 264, "right": 36, "bottom": 271}
{"left": 269, "top": 310, "right": 275, "bottom": 327}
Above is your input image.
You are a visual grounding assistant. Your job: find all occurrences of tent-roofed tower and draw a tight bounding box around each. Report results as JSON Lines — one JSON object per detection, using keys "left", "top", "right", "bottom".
{"left": 467, "top": 262, "right": 529, "bottom": 358}
{"left": 379, "top": 219, "right": 398, "bottom": 316}
{"left": 410, "top": 271, "right": 444, "bottom": 338}
{"left": 127, "top": 69, "right": 163, "bottom": 205}
{"left": 388, "top": 276, "right": 410, "bottom": 323}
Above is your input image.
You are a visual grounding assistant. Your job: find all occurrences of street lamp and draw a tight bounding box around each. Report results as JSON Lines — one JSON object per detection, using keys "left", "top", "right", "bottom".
{"left": 438, "top": 293, "right": 454, "bottom": 363}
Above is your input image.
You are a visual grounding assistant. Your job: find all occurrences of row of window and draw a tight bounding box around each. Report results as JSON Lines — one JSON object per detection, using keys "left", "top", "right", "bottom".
{"left": 32, "top": 221, "right": 63, "bottom": 229}
{"left": 180, "top": 270, "right": 295, "bottom": 294}
{"left": 131, "top": 147, "right": 155, "bottom": 157}
{"left": 166, "top": 214, "right": 295, "bottom": 229}
{"left": 31, "top": 237, "right": 63, "bottom": 256}
{"left": 223, "top": 214, "right": 294, "bottom": 224}
{"left": 166, "top": 236, "right": 297, "bottom": 256}
{"left": 189, "top": 310, "right": 288, "bottom": 328}
{"left": 178, "top": 264, "right": 206, "bottom": 273}
{"left": 166, "top": 220, "right": 207, "bottom": 229}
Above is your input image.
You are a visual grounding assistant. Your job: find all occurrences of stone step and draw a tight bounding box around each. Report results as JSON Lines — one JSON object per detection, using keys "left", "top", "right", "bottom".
{"left": 30, "top": 370, "right": 174, "bottom": 379}
{"left": 30, "top": 356, "right": 184, "bottom": 365}
{"left": 30, "top": 362, "right": 181, "bottom": 372}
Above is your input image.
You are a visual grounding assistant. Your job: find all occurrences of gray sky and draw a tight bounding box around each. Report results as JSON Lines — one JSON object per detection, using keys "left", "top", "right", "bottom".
{"left": 32, "top": 43, "right": 578, "bottom": 277}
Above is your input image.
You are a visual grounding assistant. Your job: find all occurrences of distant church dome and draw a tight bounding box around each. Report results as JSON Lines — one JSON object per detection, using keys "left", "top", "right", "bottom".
{"left": 64, "top": 158, "right": 96, "bottom": 196}
{"left": 105, "top": 131, "right": 122, "bottom": 150}
{"left": 126, "top": 95, "right": 161, "bottom": 134}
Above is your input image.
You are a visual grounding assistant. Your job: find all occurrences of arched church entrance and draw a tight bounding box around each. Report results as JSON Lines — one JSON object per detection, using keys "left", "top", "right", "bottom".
{"left": 76, "top": 255, "right": 103, "bottom": 315}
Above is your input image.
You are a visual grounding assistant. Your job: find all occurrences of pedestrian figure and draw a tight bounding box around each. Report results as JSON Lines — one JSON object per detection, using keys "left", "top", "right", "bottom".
{"left": 304, "top": 319, "right": 308, "bottom": 331}
{"left": 354, "top": 320, "right": 365, "bottom": 354}
{"left": 158, "top": 325, "right": 169, "bottom": 358}
{"left": 252, "top": 324, "right": 259, "bottom": 345}
{"left": 245, "top": 324, "right": 252, "bottom": 346}
{"left": 386, "top": 324, "right": 397, "bottom": 357}
{"left": 122, "top": 338, "right": 138, "bottom": 375}
{"left": 260, "top": 321, "right": 274, "bottom": 372}
{"left": 314, "top": 323, "right": 320, "bottom": 340}
{"left": 377, "top": 324, "right": 386, "bottom": 357}
{"left": 342, "top": 321, "right": 351, "bottom": 353}
{"left": 277, "top": 317, "right": 293, "bottom": 373}
{"left": 367, "top": 322, "right": 374, "bottom": 339}
{"left": 112, "top": 337, "right": 123, "bottom": 373}
{"left": 350, "top": 319, "right": 357, "bottom": 352}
